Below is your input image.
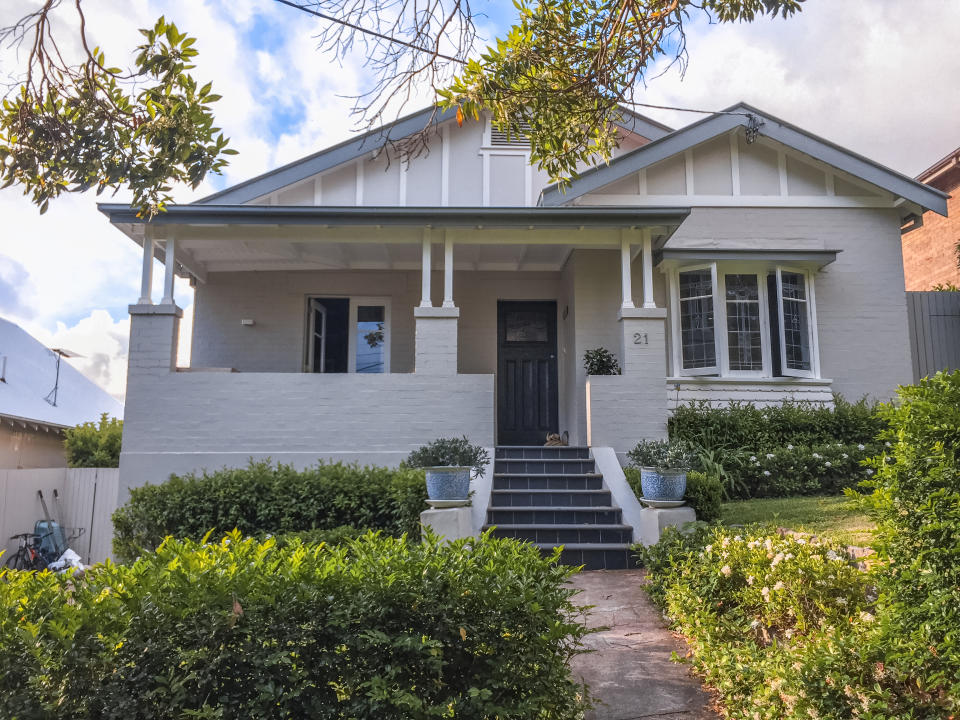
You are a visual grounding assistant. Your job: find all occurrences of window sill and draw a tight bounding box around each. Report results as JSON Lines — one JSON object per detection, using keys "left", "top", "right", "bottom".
{"left": 666, "top": 376, "right": 832, "bottom": 386}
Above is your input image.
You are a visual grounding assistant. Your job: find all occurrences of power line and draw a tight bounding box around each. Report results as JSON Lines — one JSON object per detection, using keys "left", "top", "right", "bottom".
{"left": 272, "top": 0, "right": 465, "bottom": 63}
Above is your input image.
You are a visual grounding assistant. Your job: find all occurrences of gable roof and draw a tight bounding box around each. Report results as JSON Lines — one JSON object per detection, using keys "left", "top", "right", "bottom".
{"left": 539, "top": 102, "right": 949, "bottom": 217}
{"left": 196, "top": 105, "right": 673, "bottom": 206}
{"left": 916, "top": 145, "right": 960, "bottom": 193}
{"left": 0, "top": 317, "right": 124, "bottom": 429}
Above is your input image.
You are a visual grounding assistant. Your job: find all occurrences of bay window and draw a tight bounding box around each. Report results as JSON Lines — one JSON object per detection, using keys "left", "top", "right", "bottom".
{"left": 670, "top": 263, "right": 818, "bottom": 379}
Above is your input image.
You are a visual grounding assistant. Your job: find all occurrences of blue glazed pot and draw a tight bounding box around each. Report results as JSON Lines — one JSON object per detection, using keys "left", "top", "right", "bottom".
{"left": 425, "top": 466, "right": 471, "bottom": 501}
{"left": 640, "top": 467, "right": 687, "bottom": 502}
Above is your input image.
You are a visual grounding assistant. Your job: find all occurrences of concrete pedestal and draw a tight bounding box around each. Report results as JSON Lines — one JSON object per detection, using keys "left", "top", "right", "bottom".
{"left": 421, "top": 504, "right": 474, "bottom": 541}
{"left": 638, "top": 506, "right": 697, "bottom": 546}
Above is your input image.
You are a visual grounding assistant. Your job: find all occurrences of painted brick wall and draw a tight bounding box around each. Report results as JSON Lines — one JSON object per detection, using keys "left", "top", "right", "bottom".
{"left": 119, "top": 371, "right": 494, "bottom": 494}
{"left": 901, "top": 181, "right": 960, "bottom": 291}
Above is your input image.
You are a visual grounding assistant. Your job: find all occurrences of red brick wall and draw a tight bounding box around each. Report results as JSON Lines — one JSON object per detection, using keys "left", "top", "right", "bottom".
{"left": 902, "top": 173, "right": 960, "bottom": 291}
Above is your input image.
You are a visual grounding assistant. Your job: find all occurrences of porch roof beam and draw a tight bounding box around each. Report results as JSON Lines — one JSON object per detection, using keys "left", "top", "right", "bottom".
{"left": 99, "top": 204, "right": 691, "bottom": 229}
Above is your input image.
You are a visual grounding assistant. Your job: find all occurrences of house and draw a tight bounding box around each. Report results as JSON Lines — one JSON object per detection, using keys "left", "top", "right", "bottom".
{"left": 100, "top": 102, "right": 947, "bottom": 536}
{"left": 0, "top": 317, "right": 124, "bottom": 468}
{"left": 901, "top": 146, "right": 960, "bottom": 290}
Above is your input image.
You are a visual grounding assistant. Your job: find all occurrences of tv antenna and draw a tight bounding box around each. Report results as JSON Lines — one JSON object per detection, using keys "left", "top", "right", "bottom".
{"left": 45, "top": 348, "right": 83, "bottom": 407}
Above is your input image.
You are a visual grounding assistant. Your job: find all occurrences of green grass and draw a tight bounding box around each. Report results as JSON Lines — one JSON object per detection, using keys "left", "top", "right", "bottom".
{"left": 720, "top": 495, "right": 876, "bottom": 548}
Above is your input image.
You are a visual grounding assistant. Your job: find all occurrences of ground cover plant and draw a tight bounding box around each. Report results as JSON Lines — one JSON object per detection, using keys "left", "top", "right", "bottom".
{"left": 0, "top": 530, "right": 593, "bottom": 719}
{"left": 112, "top": 460, "right": 427, "bottom": 562}
{"left": 640, "top": 371, "right": 960, "bottom": 719}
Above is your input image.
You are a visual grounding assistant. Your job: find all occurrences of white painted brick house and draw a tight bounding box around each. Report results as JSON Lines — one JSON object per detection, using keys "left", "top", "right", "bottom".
{"left": 101, "top": 102, "right": 948, "bottom": 500}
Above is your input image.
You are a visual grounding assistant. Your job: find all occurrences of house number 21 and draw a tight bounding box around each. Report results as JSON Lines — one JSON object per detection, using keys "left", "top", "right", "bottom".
{"left": 633, "top": 332, "right": 648, "bottom": 345}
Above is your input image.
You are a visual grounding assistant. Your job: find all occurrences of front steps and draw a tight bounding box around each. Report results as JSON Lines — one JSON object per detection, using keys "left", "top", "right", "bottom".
{"left": 483, "top": 446, "right": 634, "bottom": 570}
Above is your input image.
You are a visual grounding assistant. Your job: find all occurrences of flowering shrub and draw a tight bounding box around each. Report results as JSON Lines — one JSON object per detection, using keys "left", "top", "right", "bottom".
{"left": 733, "top": 442, "right": 882, "bottom": 499}
{"left": 639, "top": 524, "right": 956, "bottom": 718}
{"left": 0, "top": 531, "right": 594, "bottom": 719}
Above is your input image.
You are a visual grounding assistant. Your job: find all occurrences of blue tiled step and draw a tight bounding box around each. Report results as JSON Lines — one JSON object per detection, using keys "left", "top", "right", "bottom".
{"left": 484, "top": 523, "right": 633, "bottom": 544}
{"left": 537, "top": 543, "right": 633, "bottom": 571}
{"left": 489, "top": 488, "right": 611, "bottom": 507}
{"left": 496, "top": 459, "right": 596, "bottom": 475}
{"left": 493, "top": 475, "right": 604, "bottom": 490}
{"left": 495, "top": 446, "right": 590, "bottom": 460}
{"left": 486, "top": 506, "right": 622, "bottom": 526}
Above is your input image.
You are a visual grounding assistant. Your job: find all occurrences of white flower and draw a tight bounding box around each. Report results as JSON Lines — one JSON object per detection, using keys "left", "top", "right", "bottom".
{"left": 784, "top": 628, "right": 794, "bottom": 638}
{"left": 835, "top": 597, "right": 848, "bottom": 606}
{"left": 751, "top": 619, "right": 760, "bottom": 628}
{"left": 771, "top": 552, "right": 784, "bottom": 567}
{"left": 825, "top": 461, "right": 832, "bottom": 468}
{"left": 866, "top": 469, "right": 874, "bottom": 476}
{"left": 705, "top": 544, "right": 713, "bottom": 553}
{"left": 766, "top": 453, "right": 775, "bottom": 460}
{"left": 774, "top": 581, "right": 785, "bottom": 591}
{"left": 734, "top": 535, "right": 742, "bottom": 542}
{"left": 859, "top": 611, "right": 875, "bottom": 623}
{"left": 796, "top": 538, "right": 807, "bottom": 545}
{"left": 784, "top": 553, "right": 795, "bottom": 561}
{"left": 747, "top": 575, "right": 755, "bottom": 585}
{"left": 786, "top": 444, "right": 794, "bottom": 450}
{"left": 747, "top": 540, "right": 759, "bottom": 549}
{"left": 885, "top": 441, "right": 891, "bottom": 447}
{"left": 763, "top": 470, "right": 771, "bottom": 477}
{"left": 812, "top": 453, "right": 821, "bottom": 459}
{"left": 720, "top": 565, "right": 732, "bottom": 577}
{"left": 764, "top": 538, "right": 774, "bottom": 551}
{"left": 761, "top": 586, "right": 770, "bottom": 599}
{"left": 842, "top": 454, "right": 848, "bottom": 459}
{"left": 750, "top": 456, "right": 757, "bottom": 462}
{"left": 857, "top": 444, "right": 865, "bottom": 451}
{"left": 721, "top": 537, "right": 731, "bottom": 548}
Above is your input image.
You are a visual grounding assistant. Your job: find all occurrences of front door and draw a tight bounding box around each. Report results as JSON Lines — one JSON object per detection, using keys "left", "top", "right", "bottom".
{"left": 497, "top": 301, "right": 559, "bottom": 445}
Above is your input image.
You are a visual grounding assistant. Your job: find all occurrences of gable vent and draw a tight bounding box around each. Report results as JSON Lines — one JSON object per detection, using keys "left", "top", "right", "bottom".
{"left": 490, "top": 120, "right": 532, "bottom": 147}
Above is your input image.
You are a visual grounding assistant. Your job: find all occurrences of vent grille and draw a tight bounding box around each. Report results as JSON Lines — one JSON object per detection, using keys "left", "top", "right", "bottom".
{"left": 490, "top": 120, "right": 532, "bottom": 147}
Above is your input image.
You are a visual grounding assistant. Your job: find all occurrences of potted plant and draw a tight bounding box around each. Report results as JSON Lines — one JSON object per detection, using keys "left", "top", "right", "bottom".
{"left": 627, "top": 439, "right": 695, "bottom": 503}
{"left": 583, "top": 347, "right": 621, "bottom": 376}
{"left": 405, "top": 436, "right": 490, "bottom": 502}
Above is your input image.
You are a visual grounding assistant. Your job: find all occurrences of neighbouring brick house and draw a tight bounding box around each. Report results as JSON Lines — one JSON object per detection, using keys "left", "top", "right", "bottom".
{"left": 99, "top": 102, "right": 947, "bottom": 563}
{"left": 902, "top": 147, "right": 960, "bottom": 290}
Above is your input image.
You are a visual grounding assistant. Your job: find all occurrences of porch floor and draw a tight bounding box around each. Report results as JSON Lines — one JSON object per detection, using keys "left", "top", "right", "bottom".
{"left": 569, "top": 570, "right": 718, "bottom": 719}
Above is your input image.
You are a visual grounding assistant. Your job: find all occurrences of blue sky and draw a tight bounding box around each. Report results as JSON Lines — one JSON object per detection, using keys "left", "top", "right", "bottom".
{"left": 1, "top": 0, "right": 959, "bottom": 399}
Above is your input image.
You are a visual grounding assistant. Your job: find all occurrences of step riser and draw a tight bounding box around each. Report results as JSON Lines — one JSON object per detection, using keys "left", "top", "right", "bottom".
{"left": 490, "top": 491, "right": 611, "bottom": 508}
{"left": 487, "top": 508, "right": 621, "bottom": 525}
{"left": 495, "top": 447, "right": 590, "bottom": 460}
{"left": 548, "top": 547, "right": 632, "bottom": 571}
{"left": 489, "top": 527, "right": 632, "bottom": 544}
{"left": 493, "top": 476, "right": 603, "bottom": 490}
{"left": 495, "top": 459, "right": 596, "bottom": 474}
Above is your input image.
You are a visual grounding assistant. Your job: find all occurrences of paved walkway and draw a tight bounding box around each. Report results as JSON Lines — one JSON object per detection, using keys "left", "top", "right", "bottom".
{"left": 568, "top": 570, "right": 718, "bottom": 720}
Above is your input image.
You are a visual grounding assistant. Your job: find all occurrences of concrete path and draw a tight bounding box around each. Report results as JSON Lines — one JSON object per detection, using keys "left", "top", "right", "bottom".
{"left": 569, "top": 570, "right": 718, "bottom": 720}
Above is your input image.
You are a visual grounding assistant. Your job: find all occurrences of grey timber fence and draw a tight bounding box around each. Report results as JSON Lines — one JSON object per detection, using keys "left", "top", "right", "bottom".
{"left": 907, "top": 291, "right": 960, "bottom": 382}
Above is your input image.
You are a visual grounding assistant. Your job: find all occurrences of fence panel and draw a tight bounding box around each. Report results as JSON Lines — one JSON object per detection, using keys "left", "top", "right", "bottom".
{"left": 907, "top": 291, "right": 960, "bottom": 382}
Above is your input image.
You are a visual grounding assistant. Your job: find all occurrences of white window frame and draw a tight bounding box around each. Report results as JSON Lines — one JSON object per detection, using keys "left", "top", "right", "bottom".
{"left": 774, "top": 266, "right": 819, "bottom": 379}
{"left": 670, "top": 262, "right": 720, "bottom": 377}
{"left": 305, "top": 295, "right": 392, "bottom": 374}
{"left": 668, "top": 261, "right": 820, "bottom": 379}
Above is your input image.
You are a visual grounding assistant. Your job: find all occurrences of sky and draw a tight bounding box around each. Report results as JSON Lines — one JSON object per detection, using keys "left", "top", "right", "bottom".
{"left": 0, "top": 0, "right": 958, "bottom": 402}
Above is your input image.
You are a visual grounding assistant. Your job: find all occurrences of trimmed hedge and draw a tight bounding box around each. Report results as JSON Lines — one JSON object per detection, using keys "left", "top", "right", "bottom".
{"left": 0, "top": 531, "right": 593, "bottom": 719}
{"left": 112, "top": 461, "right": 427, "bottom": 562}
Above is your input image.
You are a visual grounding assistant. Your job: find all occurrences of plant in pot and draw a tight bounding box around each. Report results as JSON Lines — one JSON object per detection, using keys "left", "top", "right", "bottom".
{"left": 583, "top": 347, "right": 621, "bottom": 376}
{"left": 627, "top": 439, "right": 695, "bottom": 503}
{"left": 405, "top": 436, "right": 490, "bottom": 503}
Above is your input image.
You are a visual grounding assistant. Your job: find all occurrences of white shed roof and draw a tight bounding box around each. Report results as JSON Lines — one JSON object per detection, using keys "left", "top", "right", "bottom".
{"left": 0, "top": 317, "right": 123, "bottom": 429}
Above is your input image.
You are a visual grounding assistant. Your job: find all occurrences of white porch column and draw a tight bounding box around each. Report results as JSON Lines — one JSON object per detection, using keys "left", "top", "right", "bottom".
{"left": 160, "top": 236, "right": 177, "bottom": 305}
{"left": 620, "top": 230, "right": 635, "bottom": 309}
{"left": 442, "top": 233, "right": 455, "bottom": 308}
{"left": 138, "top": 231, "right": 154, "bottom": 305}
{"left": 420, "top": 229, "right": 433, "bottom": 308}
{"left": 642, "top": 229, "right": 656, "bottom": 309}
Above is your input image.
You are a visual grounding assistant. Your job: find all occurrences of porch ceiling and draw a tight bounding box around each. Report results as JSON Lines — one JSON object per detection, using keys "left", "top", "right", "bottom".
{"left": 100, "top": 204, "right": 691, "bottom": 279}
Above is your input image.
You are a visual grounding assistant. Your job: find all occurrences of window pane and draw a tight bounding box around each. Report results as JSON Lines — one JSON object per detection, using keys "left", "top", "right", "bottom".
{"left": 725, "top": 274, "right": 763, "bottom": 371}
{"left": 780, "top": 272, "right": 811, "bottom": 371}
{"left": 678, "top": 270, "right": 716, "bottom": 369}
{"left": 356, "top": 305, "right": 385, "bottom": 373}
{"left": 505, "top": 311, "right": 548, "bottom": 342}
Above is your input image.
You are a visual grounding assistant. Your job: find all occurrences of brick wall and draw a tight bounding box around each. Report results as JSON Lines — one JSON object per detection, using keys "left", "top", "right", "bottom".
{"left": 901, "top": 175, "right": 960, "bottom": 291}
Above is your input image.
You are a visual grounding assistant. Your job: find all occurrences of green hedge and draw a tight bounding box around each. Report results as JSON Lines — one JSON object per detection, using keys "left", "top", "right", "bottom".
{"left": 638, "top": 373, "right": 960, "bottom": 718}
{"left": 669, "top": 396, "right": 884, "bottom": 451}
{"left": 623, "top": 468, "right": 722, "bottom": 522}
{"left": 112, "top": 461, "right": 427, "bottom": 562}
{"left": 0, "top": 531, "right": 593, "bottom": 719}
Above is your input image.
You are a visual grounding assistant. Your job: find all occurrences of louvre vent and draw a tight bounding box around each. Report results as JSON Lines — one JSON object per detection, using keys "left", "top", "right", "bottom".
{"left": 490, "top": 120, "right": 532, "bottom": 147}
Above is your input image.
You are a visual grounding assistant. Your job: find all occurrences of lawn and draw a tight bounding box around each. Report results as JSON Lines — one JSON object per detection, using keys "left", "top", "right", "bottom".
{"left": 720, "top": 495, "right": 876, "bottom": 548}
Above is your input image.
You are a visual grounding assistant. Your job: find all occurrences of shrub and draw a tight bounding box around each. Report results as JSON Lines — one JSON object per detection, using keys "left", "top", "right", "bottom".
{"left": 0, "top": 531, "right": 594, "bottom": 719}
{"left": 857, "top": 370, "right": 960, "bottom": 706}
{"left": 623, "top": 468, "right": 721, "bottom": 522}
{"left": 404, "top": 436, "right": 490, "bottom": 478}
{"left": 669, "top": 396, "right": 884, "bottom": 451}
{"left": 582, "top": 347, "right": 621, "bottom": 375}
{"left": 683, "top": 471, "right": 723, "bottom": 522}
{"left": 732, "top": 442, "right": 880, "bottom": 499}
{"left": 63, "top": 413, "right": 122, "bottom": 467}
{"left": 112, "top": 460, "right": 427, "bottom": 563}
